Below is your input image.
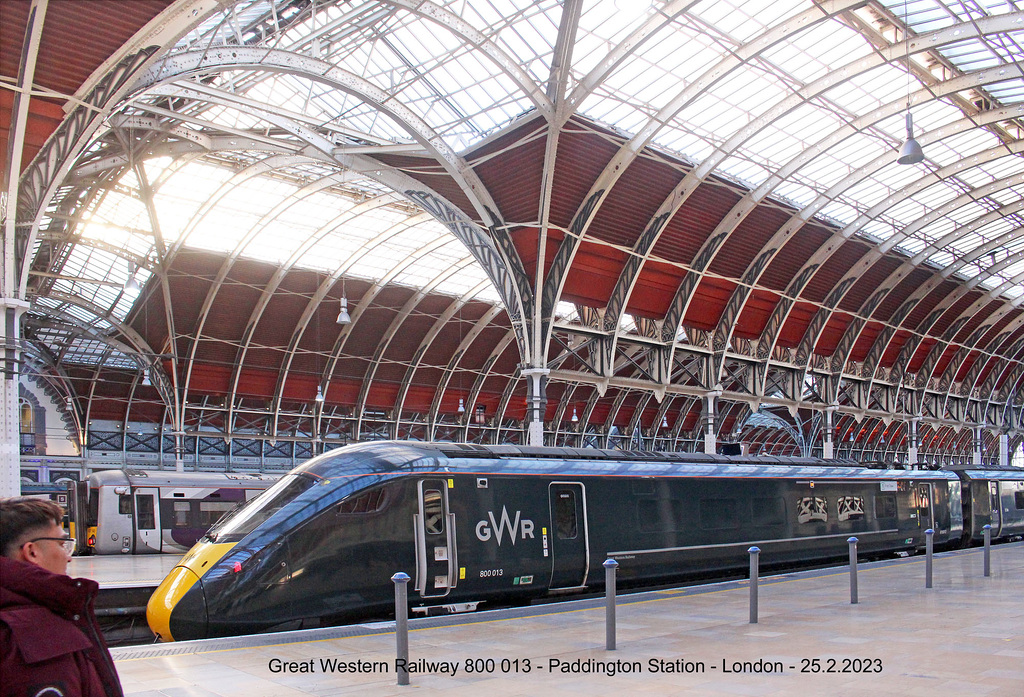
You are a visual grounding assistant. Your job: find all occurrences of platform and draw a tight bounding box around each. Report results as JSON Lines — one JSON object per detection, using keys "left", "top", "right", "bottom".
{"left": 69, "top": 553, "right": 184, "bottom": 588}
{"left": 111, "top": 542, "right": 1023, "bottom": 696}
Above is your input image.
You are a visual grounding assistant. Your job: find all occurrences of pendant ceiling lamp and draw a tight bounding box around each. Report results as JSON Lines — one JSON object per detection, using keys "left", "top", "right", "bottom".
{"left": 897, "top": 0, "right": 924, "bottom": 165}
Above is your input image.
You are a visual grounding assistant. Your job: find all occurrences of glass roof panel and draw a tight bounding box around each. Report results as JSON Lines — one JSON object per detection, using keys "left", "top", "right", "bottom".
{"left": 33, "top": 0, "right": 1024, "bottom": 375}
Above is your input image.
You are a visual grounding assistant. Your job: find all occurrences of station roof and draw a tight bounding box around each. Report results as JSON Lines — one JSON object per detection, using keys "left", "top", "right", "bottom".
{"left": 4, "top": 0, "right": 1024, "bottom": 457}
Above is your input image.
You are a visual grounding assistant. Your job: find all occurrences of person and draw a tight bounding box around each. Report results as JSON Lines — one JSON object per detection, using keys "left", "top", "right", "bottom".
{"left": 1, "top": 497, "right": 123, "bottom": 697}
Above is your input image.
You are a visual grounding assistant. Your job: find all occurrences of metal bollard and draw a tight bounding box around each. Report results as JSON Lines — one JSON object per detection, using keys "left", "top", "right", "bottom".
{"left": 925, "top": 529, "right": 934, "bottom": 589}
{"left": 604, "top": 558, "right": 619, "bottom": 650}
{"left": 847, "top": 537, "right": 858, "bottom": 604}
{"left": 748, "top": 546, "right": 760, "bottom": 624}
{"left": 983, "top": 524, "right": 991, "bottom": 577}
{"left": 392, "top": 572, "right": 411, "bottom": 686}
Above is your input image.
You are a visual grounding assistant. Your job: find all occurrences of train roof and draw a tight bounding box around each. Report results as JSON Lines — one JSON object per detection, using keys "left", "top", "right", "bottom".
{"left": 956, "top": 469, "right": 1024, "bottom": 481}
{"left": 299, "top": 441, "right": 962, "bottom": 481}
{"left": 86, "top": 469, "right": 280, "bottom": 487}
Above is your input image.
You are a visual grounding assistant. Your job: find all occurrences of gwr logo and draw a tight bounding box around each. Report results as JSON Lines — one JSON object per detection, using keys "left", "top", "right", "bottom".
{"left": 475, "top": 506, "right": 535, "bottom": 545}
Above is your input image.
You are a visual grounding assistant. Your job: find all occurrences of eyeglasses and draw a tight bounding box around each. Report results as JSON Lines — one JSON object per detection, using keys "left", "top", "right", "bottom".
{"left": 28, "top": 536, "right": 76, "bottom": 554}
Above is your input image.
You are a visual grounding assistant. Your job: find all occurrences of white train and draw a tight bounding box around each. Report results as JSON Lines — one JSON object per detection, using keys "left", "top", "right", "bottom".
{"left": 75, "top": 469, "right": 279, "bottom": 554}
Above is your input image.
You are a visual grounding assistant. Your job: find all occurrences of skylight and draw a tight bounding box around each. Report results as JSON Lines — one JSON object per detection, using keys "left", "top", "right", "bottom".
{"left": 34, "top": 0, "right": 1024, "bottom": 370}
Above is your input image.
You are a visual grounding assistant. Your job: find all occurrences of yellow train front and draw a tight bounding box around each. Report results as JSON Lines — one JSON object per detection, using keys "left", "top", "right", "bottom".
{"left": 147, "top": 442, "right": 422, "bottom": 640}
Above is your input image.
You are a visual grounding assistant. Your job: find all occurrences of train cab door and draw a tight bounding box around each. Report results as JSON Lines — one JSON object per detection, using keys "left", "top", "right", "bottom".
{"left": 133, "top": 487, "right": 161, "bottom": 553}
{"left": 70, "top": 481, "right": 89, "bottom": 555}
{"left": 414, "top": 479, "right": 457, "bottom": 598}
{"left": 989, "top": 482, "right": 1002, "bottom": 536}
{"left": 548, "top": 482, "right": 589, "bottom": 589}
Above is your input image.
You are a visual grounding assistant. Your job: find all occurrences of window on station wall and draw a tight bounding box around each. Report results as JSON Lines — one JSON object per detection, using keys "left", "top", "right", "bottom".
{"left": 19, "top": 401, "right": 33, "bottom": 433}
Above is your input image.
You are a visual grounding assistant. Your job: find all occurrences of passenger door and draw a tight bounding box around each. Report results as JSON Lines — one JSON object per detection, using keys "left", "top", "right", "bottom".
{"left": 414, "top": 479, "right": 457, "bottom": 598}
{"left": 989, "top": 482, "right": 1002, "bottom": 536}
{"left": 917, "top": 484, "right": 934, "bottom": 530}
{"left": 134, "top": 487, "right": 161, "bottom": 552}
{"left": 548, "top": 482, "right": 589, "bottom": 589}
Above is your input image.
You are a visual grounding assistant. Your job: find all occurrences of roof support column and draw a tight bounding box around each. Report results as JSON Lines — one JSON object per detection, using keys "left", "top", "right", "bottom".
{"left": 908, "top": 418, "right": 919, "bottom": 468}
{"left": 973, "top": 427, "right": 983, "bottom": 465}
{"left": 173, "top": 430, "right": 185, "bottom": 473}
{"left": 998, "top": 431, "right": 1009, "bottom": 468}
{"left": 1, "top": 0, "right": 47, "bottom": 496}
{"left": 704, "top": 389, "right": 720, "bottom": 455}
{"left": 823, "top": 406, "right": 836, "bottom": 460}
{"left": 3, "top": 0, "right": 47, "bottom": 298}
{"left": 522, "top": 367, "right": 549, "bottom": 447}
{"left": 1, "top": 299, "right": 30, "bottom": 496}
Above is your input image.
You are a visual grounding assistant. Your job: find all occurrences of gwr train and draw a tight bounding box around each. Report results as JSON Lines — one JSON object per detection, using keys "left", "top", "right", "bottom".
{"left": 75, "top": 470, "right": 279, "bottom": 554}
{"left": 147, "top": 441, "right": 1024, "bottom": 641}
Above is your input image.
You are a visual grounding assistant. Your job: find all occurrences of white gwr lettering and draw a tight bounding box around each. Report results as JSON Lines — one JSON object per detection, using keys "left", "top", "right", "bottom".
{"left": 475, "top": 506, "right": 535, "bottom": 545}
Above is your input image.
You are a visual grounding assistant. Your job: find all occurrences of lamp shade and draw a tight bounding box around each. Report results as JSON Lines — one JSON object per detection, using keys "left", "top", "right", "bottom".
{"left": 336, "top": 297, "right": 351, "bottom": 325}
{"left": 897, "top": 112, "right": 924, "bottom": 165}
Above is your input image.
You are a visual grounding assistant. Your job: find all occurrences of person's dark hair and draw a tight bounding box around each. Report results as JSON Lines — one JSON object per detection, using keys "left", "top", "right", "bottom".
{"left": 0, "top": 497, "right": 64, "bottom": 558}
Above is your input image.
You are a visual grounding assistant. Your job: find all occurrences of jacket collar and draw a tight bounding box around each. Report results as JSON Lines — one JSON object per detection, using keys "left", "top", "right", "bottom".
{"left": 0, "top": 556, "right": 97, "bottom": 617}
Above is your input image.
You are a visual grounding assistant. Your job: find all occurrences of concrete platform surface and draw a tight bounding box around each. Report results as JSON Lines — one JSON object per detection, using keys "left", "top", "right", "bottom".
{"left": 69, "top": 552, "right": 184, "bottom": 588}
{"left": 111, "top": 541, "right": 1023, "bottom": 696}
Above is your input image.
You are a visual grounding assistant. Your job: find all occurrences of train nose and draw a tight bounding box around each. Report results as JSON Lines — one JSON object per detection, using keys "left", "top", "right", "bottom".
{"left": 147, "top": 566, "right": 207, "bottom": 641}
{"left": 146, "top": 540, "right": 234, "bottom": 641}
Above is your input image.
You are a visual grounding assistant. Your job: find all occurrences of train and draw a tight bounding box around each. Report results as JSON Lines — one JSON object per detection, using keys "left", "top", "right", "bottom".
{"left": 72, "top": 469, "right": 280, "bottom": 554}
{"left": 146, "top": 441, "right": 1024, "bottom": 641}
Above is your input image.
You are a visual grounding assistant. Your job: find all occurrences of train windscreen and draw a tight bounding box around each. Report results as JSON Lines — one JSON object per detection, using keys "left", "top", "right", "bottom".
{"left": 205, "top": 473, "right": 316, "bottom": 543}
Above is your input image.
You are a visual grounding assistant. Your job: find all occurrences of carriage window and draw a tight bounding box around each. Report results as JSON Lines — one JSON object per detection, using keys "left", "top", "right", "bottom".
{"left": 1016, "top": 490, "right": 1024, "bottom": 510}
{"left": 199, "top": 501, "right": 236, "bottom": 526}
{"left": 797, "top": 496, "right": 828, "bottom": 524}
{"left": 135, "top": 495, "right": 155, "bottom": 530}
{"left": 554, "top": 491, "right": 578, "bottom": 539}
{"left": 118, "top": 494, "right": 132, "bottom": 516}
{"left": 636, "top": 499, "right": 685, "bottom": 532}
{"left": 423, "top": 489, "right": 444, "bottom": 534}
{"left": 837, "top": 496, "right": 865, "bottom": 522}
{"left": 173, "top": 501, "right": 190, "bottom": 527}
{"left": 752, "top": 497, "right": 785, "bottom": 526}
{"left": 338, "top": 488, "right": 387, "bottom": 515}
{"left": 875, "top": 495, "right": 897, "bottom": 520}
{"left": 699, "top": 498, "right": 740, "bottom": 530}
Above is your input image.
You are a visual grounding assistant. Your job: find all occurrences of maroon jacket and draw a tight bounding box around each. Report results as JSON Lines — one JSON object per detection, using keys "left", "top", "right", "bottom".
{"left": 0, "top": 557, "right": 123, "bottom": 697}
